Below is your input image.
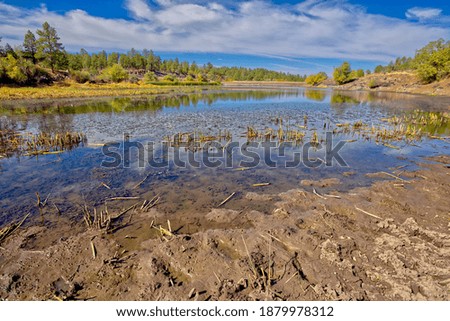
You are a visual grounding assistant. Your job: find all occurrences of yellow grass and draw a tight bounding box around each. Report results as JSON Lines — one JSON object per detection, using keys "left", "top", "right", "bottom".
{"left": 0, "top": 82, "right": 217, "bottom": 100}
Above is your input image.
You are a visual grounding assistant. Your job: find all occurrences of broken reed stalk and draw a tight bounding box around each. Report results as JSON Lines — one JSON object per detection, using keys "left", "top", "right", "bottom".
{"left": 90, "top": 240, "right": 97, "bottom": 259}
{"left": 241, "top": 235, "right": 257, "bottom": 278}
{"left": 312, "top": 188, "right": 327, "bottom": 200}
{"left": 0, "top": 213, "right": 30, "bottom": 244}
{"left": 83, "top": 205, "right": 111, "bottom": 231}
{"left": 218, "top": 192, "right": 236, "bottom": 207}
{"left": 355, "top": 206, "right": 382, "bottom": 220}
{"left": 141, "top": 195, "right": 160, "bottom": 212}
{"left": 133, "top": 172, "right": 152, "bottom": 189}
{"left": 380, "top": 171, "right": 411, "bottom": 183}
{"left": 267, "top": 236, "right": 272, "bottom": 296}
{"left": 252, "top": 183, "right": 270, "bottom": 187}
{"left": 106, "top": 196, "right": 140, "bottom": 201}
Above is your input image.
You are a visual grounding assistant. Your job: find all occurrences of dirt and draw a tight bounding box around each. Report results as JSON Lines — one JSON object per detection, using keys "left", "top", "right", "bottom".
{"left": 0, "top": 156, "right": 449, "bottom": 301}
{"left": 336, "top": 72, "right": 450, "bottom": 97}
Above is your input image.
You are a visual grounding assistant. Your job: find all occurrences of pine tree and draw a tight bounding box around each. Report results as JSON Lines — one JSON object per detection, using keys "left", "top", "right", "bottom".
{"left": 23, "top": 30, "right": 37, "bottom": 64}
{"left": 36, "top": 21, "right": 65, "bottom": 72}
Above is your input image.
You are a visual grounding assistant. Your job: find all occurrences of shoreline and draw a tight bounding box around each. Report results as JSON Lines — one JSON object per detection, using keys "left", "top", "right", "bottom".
{"left": 1, "top": 155, "right": 449, "bottom": 300}
{"left": 1, "top": 74, "right": 449, "bottom": 102}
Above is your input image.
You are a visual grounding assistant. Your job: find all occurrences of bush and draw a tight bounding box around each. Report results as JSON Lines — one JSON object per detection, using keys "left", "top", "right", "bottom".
{"left": 70, "top": 70, "right": 91, "bottom": 83}
{"left": 368, "top": 79, "right": 380, "bottom": 89}
{"left": 100, "top": 64, "right": 129, "bottom": 83}
{"left": 305, "top": 72, "right": 328, "bottom": 86}
{"left": 197, "top": 74, "right": 208, "bottom": 82}
{"left": 143, "top": 71, "right": 157, "bottom": 83}
{"left": 162, "top": 74, "right": 175, "bottom": 82}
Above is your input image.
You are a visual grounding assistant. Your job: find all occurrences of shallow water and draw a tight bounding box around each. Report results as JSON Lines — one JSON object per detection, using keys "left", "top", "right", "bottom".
{"left": 0, "top": 88, "right": 449, "bottom": 225}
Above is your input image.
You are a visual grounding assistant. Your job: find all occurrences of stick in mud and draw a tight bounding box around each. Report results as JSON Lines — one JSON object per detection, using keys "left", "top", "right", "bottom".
{"left": 0, "top": 213, "right": 30, "bottom": 244}
{"left": 106, "top": 196, "right": 140, "bottom": 201}
{"left": 312, "top": 188, "right": 327, "bottom": 200}
{"left": 218, "top": 192, "right": 236, "bottom": 207}
{"left": 355, "top": 206, "right": 382, "bottom": 220}
{"left": 90, "top": 240, "right": 97, "bottom": 259}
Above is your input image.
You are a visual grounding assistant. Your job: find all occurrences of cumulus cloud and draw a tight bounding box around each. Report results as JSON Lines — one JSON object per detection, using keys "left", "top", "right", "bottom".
{"left": 406, "top": 7, "right": 442, "bottom": 21}
{"left": 0, "top": 0, "right": 449, "bottom": 62}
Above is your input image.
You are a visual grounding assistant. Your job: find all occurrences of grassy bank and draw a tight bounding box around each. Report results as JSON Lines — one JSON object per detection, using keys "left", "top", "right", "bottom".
{"left": 0, "top": 82, "right": 221, "bottom": 100}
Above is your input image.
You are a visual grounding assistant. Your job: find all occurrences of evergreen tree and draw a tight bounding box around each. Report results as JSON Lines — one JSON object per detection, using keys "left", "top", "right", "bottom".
{"left": 36, "top": 21, "right": 65, "bottom": 72}
{"left": 23, "top": 30, "right": 37, "bottom": 64}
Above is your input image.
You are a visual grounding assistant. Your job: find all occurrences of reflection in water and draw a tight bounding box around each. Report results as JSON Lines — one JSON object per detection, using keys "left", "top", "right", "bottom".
{"left": 304, "top": 89, "right": 327, "bottom": 102}
{"left": 330, "top": 93, "right": 360, "bottom": 105}
{"left": 0, "top": 88, "right": 449, "bottom": 225}
{"left": 0, "top": 90, "right": 297, "bottom": 116}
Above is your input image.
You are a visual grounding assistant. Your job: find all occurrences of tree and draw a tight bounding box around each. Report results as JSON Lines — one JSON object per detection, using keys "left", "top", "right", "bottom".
{"left": 107, "top": 52, "right": 119, "bottom": 67}
{"left": 374, "top": 65, "right": 384, "bottom": 73}
{"left": 36, "top": 22, "right": 65, "bottom": 72}
{"left": 23, "top": 30, "right": 37, "bottom": 64}
{"left": 80, "top": 48, "right": 91, "bottom": 69}
{"left": 305, "top": 72, "right": 328, "bottom": 86}
{"left": 333, "top": 62, "right": 352, "bottom": 84}
{"left": 2, "top": 53, "right": 36, "bottom": 84}
{"left": 4, "top": 43, "right": 16, "bottom": 58}
{"left": 414, "top": 39, "right": 450, "bottom": 83}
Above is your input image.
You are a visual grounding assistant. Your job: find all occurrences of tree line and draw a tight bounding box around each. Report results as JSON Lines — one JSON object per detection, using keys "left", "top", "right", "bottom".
{"left": 372, "top": 39, "right": 450, "bottom": 83}
{"left": 308, "top": 39, "right": 449, "bottom": 86}
{"left": 0, "top": 22, "right": 305, "bottom": 86}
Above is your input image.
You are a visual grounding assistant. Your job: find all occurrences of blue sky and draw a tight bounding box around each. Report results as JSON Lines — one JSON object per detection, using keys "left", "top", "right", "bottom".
{"left": 1, "top": 1, "right": 449, "bottom": 74}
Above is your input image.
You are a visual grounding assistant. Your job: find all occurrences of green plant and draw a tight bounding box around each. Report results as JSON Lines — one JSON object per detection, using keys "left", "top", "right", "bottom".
{"left": 368, "top": 79, "right": 379, "bottom": 89}
{"left": 305, "top": 72, "right": 328, "bottom": 86}
{"left": 162, "top": 74, "right": 175, "bottom": 82}
{"left": 70, "top": 70, "right": 91, "bottom": 83}
{"left": 333, "top": 62, "right": 352, "bottom": 84}
{"left": 100, "top": 64, "right": 129, "bottom": 83}
{"left": 143, "top": 71, "right": 157, "bottom": 83}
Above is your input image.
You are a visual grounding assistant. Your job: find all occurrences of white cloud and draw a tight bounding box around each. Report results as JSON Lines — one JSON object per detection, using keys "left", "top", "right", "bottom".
{"left": 406, "top": 7, "right": 442, "bottom": 21}
{"left": 0, "top": 0, "right": 449, "bottom": 63}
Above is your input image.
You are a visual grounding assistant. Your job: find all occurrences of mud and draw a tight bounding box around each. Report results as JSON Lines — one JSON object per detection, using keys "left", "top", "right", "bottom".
{"left": 0, "top": 156, "right": 449, "bottom": 301}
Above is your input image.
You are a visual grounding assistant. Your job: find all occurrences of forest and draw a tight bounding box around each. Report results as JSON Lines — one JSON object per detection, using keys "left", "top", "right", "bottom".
{"left": 0, "top": 22, "right": 305, "bottom": 86}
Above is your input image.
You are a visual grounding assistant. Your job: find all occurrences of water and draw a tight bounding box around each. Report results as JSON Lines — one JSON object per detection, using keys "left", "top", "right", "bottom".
{"left": 0, "top": 88, "right": 449, "bottom": 225}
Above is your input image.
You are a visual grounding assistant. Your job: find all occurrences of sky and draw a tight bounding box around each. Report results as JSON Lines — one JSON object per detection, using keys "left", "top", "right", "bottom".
{"left": 0, "top": 0, "right": 449, "bottom": 74}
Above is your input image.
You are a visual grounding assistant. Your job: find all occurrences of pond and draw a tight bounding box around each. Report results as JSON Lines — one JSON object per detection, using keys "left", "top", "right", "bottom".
{"left": 0, "top": 87, "right": 449, "bottom": 227}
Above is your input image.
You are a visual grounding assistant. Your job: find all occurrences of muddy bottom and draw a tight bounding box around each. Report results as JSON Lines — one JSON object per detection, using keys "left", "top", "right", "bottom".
{"left": 1, "top": 155, "right": 449, "bottom": 301}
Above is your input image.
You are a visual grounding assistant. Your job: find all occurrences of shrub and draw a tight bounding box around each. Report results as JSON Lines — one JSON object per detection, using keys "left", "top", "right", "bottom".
{"left": 70, "top": 70, "right": 91, "bottom": 83}
{"left": 162, "top": 74, "right": 175, "bottom": 82}
{"left": 197, "top": 74, "right": 208, "bottom": 82}
{"left": 100, "top": 64, "right": 129, "bottom": 83}
{"left": 305, "top": 72, "right": 328, "bottom": 86}
{"left": 143, "top": 71, "right": 157, "bottom": 83}
{"left": 368, "top": 79, "right": 380, "bottom": 89}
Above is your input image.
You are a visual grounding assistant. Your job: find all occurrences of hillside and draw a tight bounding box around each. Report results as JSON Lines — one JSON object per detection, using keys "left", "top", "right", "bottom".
{"left": 336, "top": 71, "right": 450, "bottom": 97}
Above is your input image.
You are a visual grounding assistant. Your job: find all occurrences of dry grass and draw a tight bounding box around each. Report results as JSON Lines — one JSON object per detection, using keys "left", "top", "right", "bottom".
{"left": 0, "top": 82, "right": 212, "bottom": 100}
